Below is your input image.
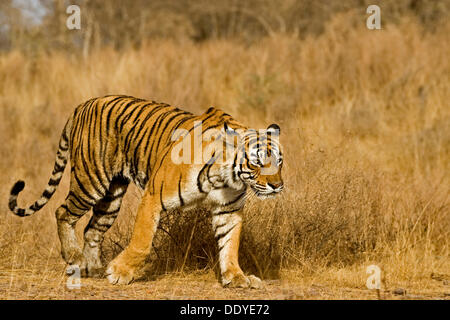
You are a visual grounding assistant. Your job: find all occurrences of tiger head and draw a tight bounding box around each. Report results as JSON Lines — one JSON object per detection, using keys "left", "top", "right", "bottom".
{"left": 224, "top": 123, "right": 284, "bottom": 198}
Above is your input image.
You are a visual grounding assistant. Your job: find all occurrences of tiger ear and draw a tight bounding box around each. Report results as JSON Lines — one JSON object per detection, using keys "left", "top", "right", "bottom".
{"left": 267, "top": 123, "right": 280, "bottom": 135}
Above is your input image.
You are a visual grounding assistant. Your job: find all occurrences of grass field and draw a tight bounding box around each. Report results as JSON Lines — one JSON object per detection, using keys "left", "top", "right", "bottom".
{"left": 0, "top": 14, "right": 449, "bottom": 299}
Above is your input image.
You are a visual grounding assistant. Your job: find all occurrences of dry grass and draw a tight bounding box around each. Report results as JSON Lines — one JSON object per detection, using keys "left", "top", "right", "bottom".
{"left": 0, "top": 14, "right": 449, "bottom": 299}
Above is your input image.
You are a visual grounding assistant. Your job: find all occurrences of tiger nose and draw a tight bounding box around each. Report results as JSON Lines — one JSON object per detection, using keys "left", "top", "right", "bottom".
{"left": 268, "top": 182, "right": 283, "bottom": 190}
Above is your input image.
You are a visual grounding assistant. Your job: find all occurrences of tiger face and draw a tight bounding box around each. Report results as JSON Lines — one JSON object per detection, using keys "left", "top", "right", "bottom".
{"left": 227, "top": 123, "right": 284, "bottom": 198}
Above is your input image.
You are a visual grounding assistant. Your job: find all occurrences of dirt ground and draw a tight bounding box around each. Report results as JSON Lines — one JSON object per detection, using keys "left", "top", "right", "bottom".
{"left": 1, "top": 265, "right": 449, "bottom": 300}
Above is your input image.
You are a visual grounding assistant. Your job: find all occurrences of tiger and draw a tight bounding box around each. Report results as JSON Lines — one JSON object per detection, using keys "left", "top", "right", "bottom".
{"left": 8, "top": 95, "right": 284, "bottom": 288}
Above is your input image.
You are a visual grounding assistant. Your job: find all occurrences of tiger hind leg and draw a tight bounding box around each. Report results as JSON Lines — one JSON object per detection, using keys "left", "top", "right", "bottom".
{"left": 56, "top": 192, "right": 93, "bottom": 276}
{"left": 82, "top": 178, "right": 128, "bottom": 278}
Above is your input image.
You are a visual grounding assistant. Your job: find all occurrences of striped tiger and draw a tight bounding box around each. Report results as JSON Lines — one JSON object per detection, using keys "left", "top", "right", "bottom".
{"left": 8, "top": 95, "right": 284, "bottom": 288}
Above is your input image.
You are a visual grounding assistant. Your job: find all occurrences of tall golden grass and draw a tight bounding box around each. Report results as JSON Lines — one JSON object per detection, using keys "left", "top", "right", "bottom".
{"left": 0, "top": 14, "right": 448, "bottom": 290}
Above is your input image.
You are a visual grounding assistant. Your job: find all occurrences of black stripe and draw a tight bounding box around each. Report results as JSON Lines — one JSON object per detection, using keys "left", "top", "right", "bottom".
{"left": 114, "top": 104, "right": 131, "bottom": 131}
{"left": 197, "top": 163, "right": 208, "bottom": 193}
{"left": 214, "top": 222, "right": 227, "bottom": 232}
{"left": 232, "top": 153, "right": 238, "bottom": 182}
{"left": 123, "top": 108, "right": 160, "bottom": 166}
{"left": 118, "top": 103, "right": 142, "bottom": 130}
{"left": 160, "top": 182, "right": 167, "bottom": 211}
{"left": 135, "top": 108, "right": 176, "bottom": 169}
{"left": 244, "top": 151, "right": 257, "bottom": 170}
{"left": 103, "top": 189, "right": 127, "bottom": 202}
{"left": 53, "top": 161, "right": 66, "bottom": 173}
{"left": 215, "top": 224, "right": 236, "bottom": 241}
{"left": 131, "top": 125, "right": 152, "bottom": 176}
{"left": 224, "top": 191, "right": 246, "bottom": 206}
{"left": 68, "top": 191, "right": 94, "bottom": 207}
{"left": 94, "top": 206, "right": 121, "bottom": 216}
{"left": 188, "top": 113, "right": 216, "bottom": 134}
{"left": 178, "top": 174, "right": 184, "bottom": 206}
{"left": 42, "top": 189, "right": 53, "bottom": 199}
{"left": 218, "top": 239, "right": 230, "bottom": 252}
{"left": 90, "top": 223, "right": 108, "bottom": 232}
{"left": 124, "top": 105, "right": 166, "bottom": 149}
{"left": 59, "top": 143, "right": 69, "bottom": 151}
{"left": 10, "top": 180, "right": 25, "bottom": 195}
{"left": 30, "top": 202, "right": 44, "bottom": 211}
{"left": 104, "top": 96, "right": 128, "bottom": 132}
{"left": 79, "top": 144, "right": 107, "bottom": 195}
{"left": 61, "top": 204, "right": 85, "bottom": 217}
{"left": 129, "top": 103, "right": 152, "bottom": 130}
{"left": 87, "top": 100, "right": 97, "bottom": 165}
{"left": 149, "top": 146, "right": 172, "bottom": 193}
{"left": 8, "top": 198, "right": 16, "bottom": 210}
{"left": 206, "top": 163, "right": 214, "bottom": 184}
{"left": 142, "top": 109, "right": 173, "bottom": 160}
{"left": 67, "top": 197, "right": 89, "bottom": 211}
{"left": 151, "top": 111, "right": 190, "bottom": 157}
{"left": 87, "top": 101, "right": 109, "bottom": 192}
{"left": 73, "top": 173, "right": 99, "bottom": 202}
{"left": 48, "top": 178, "right": 60, "bottom": 186}
{"left": 98, "top": 98, "right": 110, "bottom": 180}
{"left": 213, "top": 208, "right": 240, "bottom": 216}
{"left": 95, "top": 219, "right": 115, "bottom": 228}
{"left": 163, "top": 115, "right": 195, "bottom": 145}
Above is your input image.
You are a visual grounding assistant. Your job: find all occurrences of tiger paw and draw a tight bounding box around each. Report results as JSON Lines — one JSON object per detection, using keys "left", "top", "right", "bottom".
{"left": 83, "top": 254, "right": 105, "bottom": 278}
{"left": 222, "top": 273, "right": 263, "bottom": 289}
{"left": 105, "top": 259, "right": 136, "bottom": 285}
{"left": 69, "top": 261, "right": 104, "bottom": 278}
{"left": 247, "top": 275, "right": 263, "bottom": 289}
{"left": 66, "top": 263, "right": 87, "bottom": 278}
{"left": 65, "top": 254, "right": 88, "bottom": 278}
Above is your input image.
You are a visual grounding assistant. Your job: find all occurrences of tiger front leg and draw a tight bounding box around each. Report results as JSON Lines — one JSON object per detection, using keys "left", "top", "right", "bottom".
{"left": 106, "top": 192, "right": 161, "bottom": 285}
{"left": 212, "top": 209, "right": 262, "bottom": 289}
